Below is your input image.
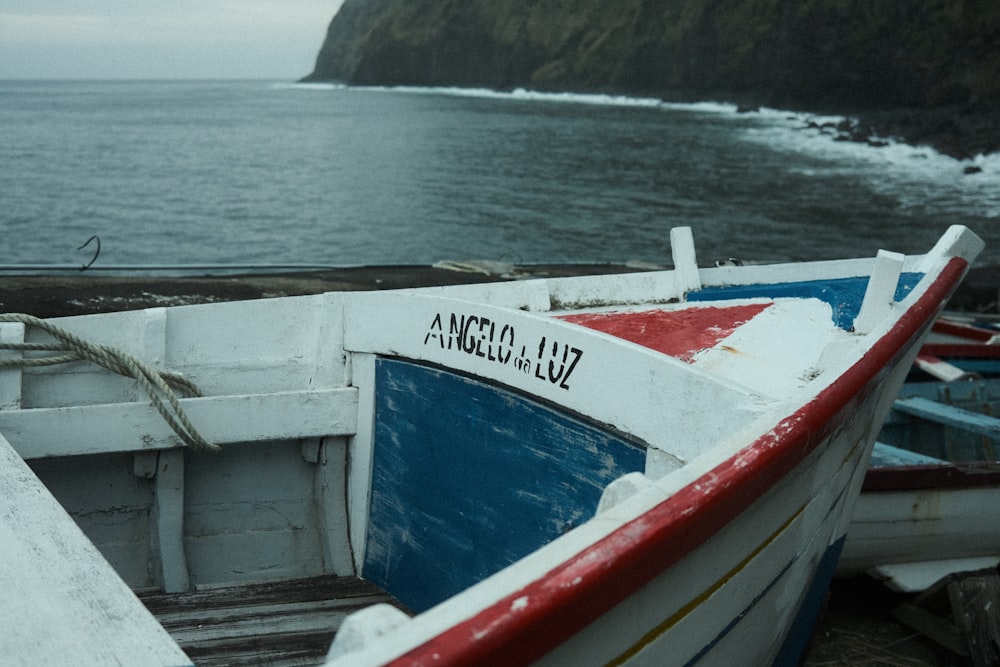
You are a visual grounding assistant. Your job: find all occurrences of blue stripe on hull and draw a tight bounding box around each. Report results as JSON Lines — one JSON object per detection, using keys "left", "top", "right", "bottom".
{"left": 689, "top": 274, "right": 923, "bottom": 330}
{"left": 771, "top": 536, "right": 846, "bottom": 667}
{"left": 363, "top": 358, "right": 647, "bottom": 613}
{"left": 678, "top": 535, "right": 845, "bottom": 667}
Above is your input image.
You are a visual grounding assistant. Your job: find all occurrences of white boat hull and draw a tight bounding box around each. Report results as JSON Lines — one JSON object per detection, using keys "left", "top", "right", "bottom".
{"left": 0, "top": 226, "right": 982, "bottom": 666}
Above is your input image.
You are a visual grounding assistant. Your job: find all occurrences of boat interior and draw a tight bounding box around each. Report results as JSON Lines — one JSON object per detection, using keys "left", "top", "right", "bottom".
{"left": 0, "top": 230, "right": 949, "bottom": 665}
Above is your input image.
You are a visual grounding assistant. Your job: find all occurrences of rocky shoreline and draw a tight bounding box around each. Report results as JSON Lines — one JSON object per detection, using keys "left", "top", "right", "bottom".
{"left": 826, "top": 106, "right": 999, "bottom": 162}
{"left": 305, "top": 0, "right": 999, "bottom": 160}
{"left": 743, "top": 105, "right": 997, "bottom": 162}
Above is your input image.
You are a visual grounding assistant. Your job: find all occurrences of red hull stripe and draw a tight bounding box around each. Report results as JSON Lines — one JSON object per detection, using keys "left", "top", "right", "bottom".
{"left": 863, "top": 464, "right": 1000, "bottom": 492}
{"left": 921, "top": 343, "right": 1000, "bottom": 359}
{"left": 559, "top": 303, "right": 772, "bottom": 361}
{"left": 390, "top": 258, "right": 969, "bottom": 667}
{"left": 932, "top": 319, "right": 996, "bottom": 343}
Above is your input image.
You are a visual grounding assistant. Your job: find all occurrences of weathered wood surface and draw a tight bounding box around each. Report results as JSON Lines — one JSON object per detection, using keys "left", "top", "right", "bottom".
{"left": 139, "top": 575, "right": 406, "bottom": 667}
{"left": 1, "top": 388, "right": 358, "bottom": 459}
{"left": 321, "top": 226, "right": 984, "bottom": 665}
{"left": 893, "top": 395, "right": 1000, "bottom": 441}
{"left": 0, "top": 226, "right": 982, "bottom": 666}
{"left": 0, "top": 431, "right": 191, "bottom": 666}
{"left": 853, "top": 249, "right": 904, "bottom": 335}
{"left": 362, "top": 357, "right": 647, "bottom": 613}
{"left": 840, "top": 378, "right": 1000, "bottom": 585}
{"left": 8, "top": 297, "right": 351, "bottom": 411}
{"left": 27, "top": 437, "right": 355, "bottom": 591}
{"left": 892, "top": 569, "right": 1000, "bottom": 666}
{"left": 948, "top": 571, "right": 1000, "bottom": 667}
{"left": 342, "top": 291, "right": 772, "bottom": 464}
{"left": 878, "top": 377, "right": 1000, "bottom": 463}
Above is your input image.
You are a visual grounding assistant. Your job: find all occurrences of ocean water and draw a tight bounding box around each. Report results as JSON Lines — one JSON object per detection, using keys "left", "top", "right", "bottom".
{"left": 1, "top": 79, "right": 998, "bottom": 272}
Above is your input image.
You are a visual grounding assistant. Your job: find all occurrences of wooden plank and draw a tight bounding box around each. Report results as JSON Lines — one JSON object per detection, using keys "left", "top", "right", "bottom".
{"left": 932, "top": 318, "right": 1000, "bottom": 344}
{"left": 0, "top": 322, "right": 24, "bottom": 410}
{"left": 29, "top": 450, "right": 159, "bottom": 588}
{"left": 914, "top": 353, "right": 978, "bottom": 382}
{"left": 894, "top": 395, "right": 1000, "bottom": 440}
{"left": 158, "top": 599, "right": 376, "bottom": 642}
{"left": 670, "top": 226, "right": 702, "bottom": 295}
{"left": 140, "top": 574, "right": 391, "bottom": 613}
{"left": 853, "top": 249, "right": 904, "bottom": 334}
{"left": 362, "top": 357, "right": 646, "bottom": 613}
{"left": 1, "top": 387, "right": 358, "bottom": 459}
{"left": 892, "top": 569, "right": 1000, "bottom": 664}
{"left": 948, "top": 572, "right": 1000, "bottom": 667}
{"left": 315, "top": 437, "right": 356, "bottom": 575}
{"left": 181, "top": 439, "right": 330, "bottom": 584}
{"left": 182, "top": 632, "right": 332, "bottom": 667}
{"left": 0, "top": 431, "right": 192, "bottom": 666}
{"left": 525, "top": 279, "right": 552, "bottom": 312}
{"left": 893, "top": 601, "right": 969, "bottom": 657}
{"left": 868, "top": 440, "right": 946, "bottom": 467}
{"left": 139, "top": 575, "right": 405, "bottom": 667}
{"left": 140, "top": 307, "right": 168, "bottom": 403}
{"left": 348, "top": 352, "right": 377, "bottom": 570}
{"left": 154, "top": 449, "right": 190, "bottom": 593}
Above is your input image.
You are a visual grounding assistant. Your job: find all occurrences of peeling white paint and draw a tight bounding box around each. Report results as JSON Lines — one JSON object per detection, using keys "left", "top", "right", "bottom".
{"left": 511, "top": 596, "right": 529, "bottom": 611}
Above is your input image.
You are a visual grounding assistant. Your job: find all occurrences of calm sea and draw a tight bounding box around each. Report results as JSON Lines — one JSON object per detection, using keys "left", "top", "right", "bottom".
{"left": 1, "top": 79, "right": 998, "bottom": 272}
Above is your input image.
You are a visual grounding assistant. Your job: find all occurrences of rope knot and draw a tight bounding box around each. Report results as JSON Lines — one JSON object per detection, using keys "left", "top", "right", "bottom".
{"left": 0, "top": 313, "right": 218, "bottom": 452}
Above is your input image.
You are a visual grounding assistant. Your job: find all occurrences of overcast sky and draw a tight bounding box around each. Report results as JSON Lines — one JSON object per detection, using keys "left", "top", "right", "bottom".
{"left": 0, "top": 1, "right": 346, "bottom": 80}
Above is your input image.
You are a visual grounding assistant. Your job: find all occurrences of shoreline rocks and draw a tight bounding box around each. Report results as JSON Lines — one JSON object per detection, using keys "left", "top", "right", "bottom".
{"left": 303, "top": 0, "right": 1000, "bottom": 159}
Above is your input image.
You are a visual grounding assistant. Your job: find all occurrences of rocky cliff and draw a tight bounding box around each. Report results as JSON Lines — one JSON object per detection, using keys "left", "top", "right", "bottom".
{"left": 303, "top": 0, "right": 1000, "bottom": 157}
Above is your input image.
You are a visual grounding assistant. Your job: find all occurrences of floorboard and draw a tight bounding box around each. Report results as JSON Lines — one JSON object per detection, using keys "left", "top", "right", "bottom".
{"left": 140, "top": 574, "right": 407, "bottom": 667}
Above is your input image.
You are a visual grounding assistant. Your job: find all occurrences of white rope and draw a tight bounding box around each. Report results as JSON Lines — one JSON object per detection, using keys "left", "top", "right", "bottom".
{"left": 0, "top": 313, "right": 219, "bottom": 452}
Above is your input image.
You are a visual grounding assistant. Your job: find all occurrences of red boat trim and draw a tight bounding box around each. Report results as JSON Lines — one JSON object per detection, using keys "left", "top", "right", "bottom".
{"left": 920, "top": 343, "right": 1000, "bottom": 359}
{"left": 932, "top": 319, "right": 996, "bottom": 343}
{"left": 863, "top": 462, "right": 1000, "bottom": 492}
{"left": 389, "top": 257, "right": 969, "bottom": 667}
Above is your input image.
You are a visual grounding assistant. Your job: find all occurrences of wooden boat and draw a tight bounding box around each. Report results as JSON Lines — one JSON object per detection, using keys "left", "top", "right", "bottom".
{"left": 910, "top": 315, "right": 1000, "bottom": 381}
{"left": 840, "top": 377, "right": 1000, "bottom": 592}
{"left": 0, "top": 226, "right": 982, "bottom": 666}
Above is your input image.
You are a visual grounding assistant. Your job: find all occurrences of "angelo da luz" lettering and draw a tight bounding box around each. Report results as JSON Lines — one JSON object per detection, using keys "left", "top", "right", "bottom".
{"left": 423, "top": 312, "right": 583, "bottom": 390}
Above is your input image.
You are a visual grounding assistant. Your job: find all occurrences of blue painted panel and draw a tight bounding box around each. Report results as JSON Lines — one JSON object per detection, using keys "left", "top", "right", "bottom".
{"left": 870, "top": 441, "right": 946, "bottom": 468}
{"left": 689, "top": 273, "right": 923, "bottom": 330}
{"left": 363, "top": 358, "right": 647, "bottom": 613}
{"left": 894, "top": 395, "right": 1000, "bottom": 440}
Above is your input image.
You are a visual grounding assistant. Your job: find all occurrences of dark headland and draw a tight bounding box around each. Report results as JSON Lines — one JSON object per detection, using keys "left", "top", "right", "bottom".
{"left": 302, "top": 0, "right": 1000, "bottom": 159}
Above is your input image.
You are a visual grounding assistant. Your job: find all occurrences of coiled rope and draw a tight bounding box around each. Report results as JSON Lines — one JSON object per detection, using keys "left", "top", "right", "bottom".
{"left": 0, "top": 313, "right": 218, "bottom": 452}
